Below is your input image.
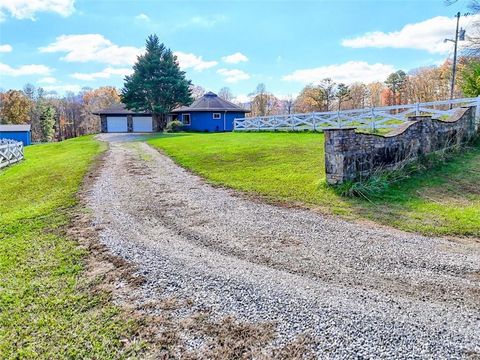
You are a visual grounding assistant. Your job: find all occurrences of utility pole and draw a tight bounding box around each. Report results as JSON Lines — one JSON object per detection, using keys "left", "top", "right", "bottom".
{"left": 444, "top": 12, "right": 465, "bottom": 105}
{"left": 450, "top": 12, "right": 461, "bottom": 101}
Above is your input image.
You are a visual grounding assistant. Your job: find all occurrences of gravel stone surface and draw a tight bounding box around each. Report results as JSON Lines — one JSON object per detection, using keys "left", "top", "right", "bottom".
{"left": 87, "top": 133, "right": 480, "bottom": 358}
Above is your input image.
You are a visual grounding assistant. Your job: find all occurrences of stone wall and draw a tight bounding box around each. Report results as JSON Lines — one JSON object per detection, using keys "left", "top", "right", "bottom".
{"left": 324, "top": 107, "right": 478, "bottom": 185}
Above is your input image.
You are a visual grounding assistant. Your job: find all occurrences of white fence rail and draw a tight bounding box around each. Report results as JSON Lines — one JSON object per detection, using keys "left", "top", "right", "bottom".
{"left": 0, "top": 139, "right": 24, "bottom": 169}
{"left": 234, "top": 97, "right": 480, "bottom": 132}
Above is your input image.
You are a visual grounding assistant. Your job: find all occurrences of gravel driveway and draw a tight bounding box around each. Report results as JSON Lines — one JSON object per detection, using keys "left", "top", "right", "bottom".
{"left": 87, "top": 133, "right": 480, "bottom": 358}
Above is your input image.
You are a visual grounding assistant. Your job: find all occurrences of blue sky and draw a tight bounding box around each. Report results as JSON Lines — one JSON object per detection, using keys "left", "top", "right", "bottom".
{"left": 0, "top": 0, "right": 476, "bottom": 101}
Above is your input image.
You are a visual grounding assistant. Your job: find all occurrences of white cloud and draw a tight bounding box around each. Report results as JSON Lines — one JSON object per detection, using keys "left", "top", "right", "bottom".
{"left": 177, "top": 15, "right": 227, "bottom": 29}
{"left": 342, "top": 15, "right": 480, "bottom": 54}
{"left": 222, "top": 52, "right": 248, "bottom": 64}
{"left": 39, "top": 34, "right": 143, "bottom": 65}
{"left": 71, "top": 67, "right": 133, "bottom": 81}
{"left": 217, "top": 68, "right": 250, "bottom": 83}
{"left": 43, "top": 84, "right": 81, "bottom": 93}
{"left": 0, "top": 0, "right": 75, "bottom": 21}
{"left": 40, "top": 34, "right": 219, "bottom": 72}
{"left": 0, "top": 62, "right": 51, "bottom": 76}
{"left": 282, "top": 61, "right": 395, "bottom": 84}
{"left": 233, "top": 94, "right": 250, "bottom": 103}
{"left": 38, "top": 76, "right": 57, "bottom": 84}
{"left": 0, "top": 44, "right": 12, "bottom": 52}
{"left": 174, "top": 51, "right": 218, "bottom": 71}
{"left": 135, "top": 13, "right": 150, "bottom": 21}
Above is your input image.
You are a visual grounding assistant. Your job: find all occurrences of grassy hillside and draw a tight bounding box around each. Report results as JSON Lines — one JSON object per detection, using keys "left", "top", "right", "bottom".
{"left": 148, "top": 132, "right": 480, "bottom": 237}
{"left": 0, "top": 137, "right": 144, "bottom": 358}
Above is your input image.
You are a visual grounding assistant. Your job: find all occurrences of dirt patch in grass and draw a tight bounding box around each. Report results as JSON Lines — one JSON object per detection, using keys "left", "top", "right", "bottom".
{"left": 181, "top": 313, "right": 275, "bottom": 359}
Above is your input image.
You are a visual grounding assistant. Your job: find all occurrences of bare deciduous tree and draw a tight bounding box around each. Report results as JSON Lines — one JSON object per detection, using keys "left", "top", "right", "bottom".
{"left": 218, "top": 87, "right": 233, "bottom": 101}
{"left": 190, "top": 85, "right": 205, "bottom": 99}
{"left": 249, "top": 84, "right": 280, "bottom": 116}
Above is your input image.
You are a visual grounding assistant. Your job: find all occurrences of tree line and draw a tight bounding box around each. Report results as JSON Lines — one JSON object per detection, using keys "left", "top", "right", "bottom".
{"left": 239, "top": 58, "right": 480, "bottom": 117}
{"left": 1, "top": 39, "right": 479, "bottom": 141}
{"left": 0, "top": 85, "right": 120, "bottom": 142}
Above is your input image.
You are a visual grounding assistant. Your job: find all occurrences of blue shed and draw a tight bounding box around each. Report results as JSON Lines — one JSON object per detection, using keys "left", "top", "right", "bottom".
{"left": 170, "top": 92, "right": 249, "bottom": 132}
{"left": 0, "top": 124, "right": 31, "bottom": 146}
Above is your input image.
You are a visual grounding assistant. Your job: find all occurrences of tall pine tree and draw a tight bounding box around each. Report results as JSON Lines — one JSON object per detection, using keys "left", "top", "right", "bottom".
{"left": 39, "top": 103, "right": 56, "bottom": 142}
{"left": 121, "top": 35, "right": 193, "bottom": 130}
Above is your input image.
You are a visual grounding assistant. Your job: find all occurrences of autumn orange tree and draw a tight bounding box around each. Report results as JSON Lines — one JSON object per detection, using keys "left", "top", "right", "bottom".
{"left": 0, "top": 90, "right": 32, "bottom": 124}
{"left": 295, "top": 84, "right": 328, "bottom": 112}
{"left": 81, "top": 86, "right": 120, "bottom": 134}
{"left": 249, "top": 83, "right": 280, "bottom": 116}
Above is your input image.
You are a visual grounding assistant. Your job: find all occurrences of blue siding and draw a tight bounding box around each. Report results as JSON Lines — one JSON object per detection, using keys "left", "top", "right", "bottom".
{"left": 0, "top": 131, "right": 31, "bottom": 146}
{"left": 178, "top": 111, "right": 247, "bottom": 132}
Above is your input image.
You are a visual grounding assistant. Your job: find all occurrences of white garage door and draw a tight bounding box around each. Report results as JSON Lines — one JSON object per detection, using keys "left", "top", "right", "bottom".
{"left": 132, "top": 116, "right": 153, "bottom": 132}
{"left": 107, "top": 116, "right": 128, "bottom": 132}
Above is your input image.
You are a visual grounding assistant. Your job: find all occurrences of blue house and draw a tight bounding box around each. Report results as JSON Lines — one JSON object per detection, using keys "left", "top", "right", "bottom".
{"left": 0, "top": 124, "right": 31, "bottom": 146}
{"left": 170, "top": 92, "right": 249, "bottom": 132}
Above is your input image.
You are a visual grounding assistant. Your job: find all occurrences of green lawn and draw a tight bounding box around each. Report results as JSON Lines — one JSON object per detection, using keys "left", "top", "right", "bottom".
{"left": 148, "top": 132, "right": 480, "bottom": 237}
{"left": 0, "top": 137, "right": 145, "bottom": 359}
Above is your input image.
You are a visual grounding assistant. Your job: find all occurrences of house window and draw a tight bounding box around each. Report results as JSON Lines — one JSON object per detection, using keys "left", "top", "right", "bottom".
{"left": 213, "top": 113, "right": 221, "bottom": 119}
{"left": 182, "top": 114, "right": 191, "bottom": 125}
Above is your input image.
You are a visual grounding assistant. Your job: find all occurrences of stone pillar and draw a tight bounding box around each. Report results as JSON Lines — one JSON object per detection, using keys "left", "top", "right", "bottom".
{"left": 152, "top": 114, "right": 162, "bottom": 132}
{"left": 127, "top": 115, "right": 133, "bottom": 132}
{"left": 475, "top": 98, "right": 480, "bottom": 132}
{"left": 100, "top": 115, "right": 107, "bottom": 133}
{"left": 324, "top": 127, "right": 357, "bottom": 185}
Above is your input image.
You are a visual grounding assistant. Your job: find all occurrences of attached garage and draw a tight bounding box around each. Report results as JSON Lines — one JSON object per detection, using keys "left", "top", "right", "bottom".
{"left": 107, "top": 116, "right": 128, "bottom": 132}
{"left": 132, "top": 116, "right": 153, "bottom": 132}
{"left": 94, "top": 103, "right": 156, "bottom": 133}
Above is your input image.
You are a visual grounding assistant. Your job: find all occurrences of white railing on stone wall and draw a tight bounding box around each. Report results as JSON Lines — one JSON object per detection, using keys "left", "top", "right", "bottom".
{"left": 0, "top": 139, "right": 24, "bottom": 169}
{"left": 234, "top": 97, "right": 480, "bottom": 132}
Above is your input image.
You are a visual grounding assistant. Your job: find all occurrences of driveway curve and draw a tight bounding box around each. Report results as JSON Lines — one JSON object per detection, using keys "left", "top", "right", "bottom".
{"left": 87, "top": 133, "right": 480, "bottom": 358}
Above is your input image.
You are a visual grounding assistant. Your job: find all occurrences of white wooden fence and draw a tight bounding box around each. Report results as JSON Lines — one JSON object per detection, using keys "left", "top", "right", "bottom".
{"left": 234, "top": 97, "right": 480, "bottom": 132}
{"left": 0, "top": 139, "right": 24, "bottom": 169}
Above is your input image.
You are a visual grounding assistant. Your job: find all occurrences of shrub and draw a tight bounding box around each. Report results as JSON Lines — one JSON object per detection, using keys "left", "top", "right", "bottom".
{"left": 165, "top": 120, "right": 183, "bottom": 133}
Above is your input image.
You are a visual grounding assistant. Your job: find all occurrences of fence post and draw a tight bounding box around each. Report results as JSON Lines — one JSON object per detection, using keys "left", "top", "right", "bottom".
{"left": 291, "top": 115, "right": 295, "bottom": 131}
{"left": 312, "top": 113, "right": 316, "bottom": 132}
{"left": 475, "top": 96, "right": 480, "bottom": 130}
{"left": 337, "top": 111, "right": 341, "bottom": 128}
{"left": 415, "top": 103, "right": 420, "bottom": 116}
{"left": 370, "top": 107, "right": 375, "bottom": 131}
{"left": 7, "top": 143, "right": 11, "bottom": 165}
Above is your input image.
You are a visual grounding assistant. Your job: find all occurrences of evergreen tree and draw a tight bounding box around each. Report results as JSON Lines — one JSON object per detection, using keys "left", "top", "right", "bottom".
{"left": 40, "top": 103, "right": 56, "bottom": 142}
{"left": 336, "top": 83, "right": 350, "bottom": 110}
{"left": 121, "top": 35, "right": 193, "bottom": 129}
{"left": 385, "top": 70, "right": 407, "bottom": 105}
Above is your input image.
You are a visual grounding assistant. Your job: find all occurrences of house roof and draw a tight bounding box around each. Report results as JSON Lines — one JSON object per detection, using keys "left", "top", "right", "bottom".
{"left": 0, "top": 124, "right": 31, "bottom": 132}
{"left": 171, "top": 92, "right": 250, "bottom": 113}
{"left": 92, "top": 103, "right": 151, "bottom": 116}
